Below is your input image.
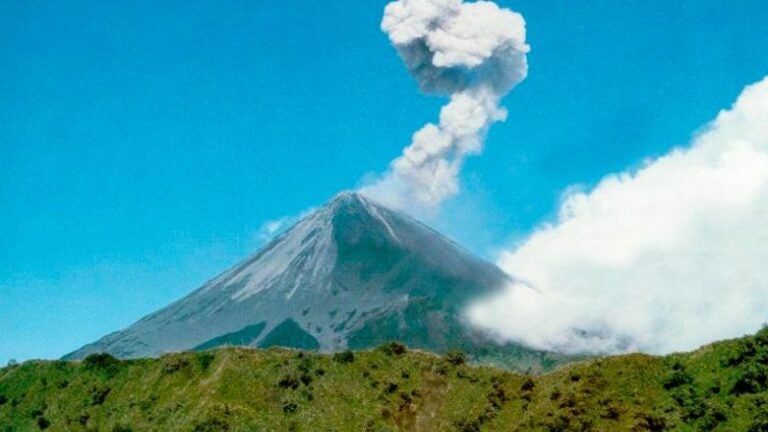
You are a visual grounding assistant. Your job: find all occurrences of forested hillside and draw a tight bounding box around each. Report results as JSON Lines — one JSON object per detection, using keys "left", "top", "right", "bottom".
{"left": 3, "top": 329, "right": 768, "bottom": 431}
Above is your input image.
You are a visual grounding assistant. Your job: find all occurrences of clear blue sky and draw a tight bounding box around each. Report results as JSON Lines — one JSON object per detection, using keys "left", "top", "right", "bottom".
{"left": 2, "top": 0, "right": 767, "bottom": 363}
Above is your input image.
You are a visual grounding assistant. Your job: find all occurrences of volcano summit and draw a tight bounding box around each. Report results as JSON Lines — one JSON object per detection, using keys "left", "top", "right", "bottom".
{"left": 65, "top": 192, "right": 564, "bottom": 370}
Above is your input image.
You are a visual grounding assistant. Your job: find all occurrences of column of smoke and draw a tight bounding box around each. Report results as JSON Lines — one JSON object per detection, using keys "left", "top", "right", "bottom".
{"left": 361, "top": 0, "right": 530, "bottom": 211}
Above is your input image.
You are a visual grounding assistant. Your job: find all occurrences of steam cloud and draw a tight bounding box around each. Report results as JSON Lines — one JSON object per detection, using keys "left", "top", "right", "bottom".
{"left": 468, "top": 77, "right": 768, "bottom": 355}
{"left": 361, "top": 0, "right": 529, "bottom": 210}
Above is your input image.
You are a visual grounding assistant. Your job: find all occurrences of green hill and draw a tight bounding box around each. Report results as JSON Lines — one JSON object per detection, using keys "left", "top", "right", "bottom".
{"left": 3, "top": 329, "right": 768, "bottom": 431}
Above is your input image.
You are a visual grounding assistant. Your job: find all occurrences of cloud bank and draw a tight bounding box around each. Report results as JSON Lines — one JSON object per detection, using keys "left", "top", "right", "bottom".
{"left": 468, "top": 76, "right": 768, "bottom": 355}
{"left": 361, "top": 0, "right": 529, "bottom": 211}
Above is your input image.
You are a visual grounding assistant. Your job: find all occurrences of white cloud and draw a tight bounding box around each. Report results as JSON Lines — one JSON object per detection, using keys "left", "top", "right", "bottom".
{"left": 468, "top": 76, "right": 768, "bottom": 355}
{"left": 256, "top": 208, "right": 316, "bottom": 244}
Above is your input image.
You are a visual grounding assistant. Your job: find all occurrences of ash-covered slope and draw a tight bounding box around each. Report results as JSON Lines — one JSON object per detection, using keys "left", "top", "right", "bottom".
{"left": 65, "top": 192, "right": 561, "bottom": 369}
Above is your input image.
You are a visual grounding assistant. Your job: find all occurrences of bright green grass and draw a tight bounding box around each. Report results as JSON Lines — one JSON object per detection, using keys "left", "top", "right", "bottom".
{"left": 2, "top": 330, "right": 768, "bottom": 431}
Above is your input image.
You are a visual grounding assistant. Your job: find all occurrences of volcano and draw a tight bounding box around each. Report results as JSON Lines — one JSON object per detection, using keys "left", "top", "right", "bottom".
{"left": 65, "top": 192, "right": 564, "bottom": 370}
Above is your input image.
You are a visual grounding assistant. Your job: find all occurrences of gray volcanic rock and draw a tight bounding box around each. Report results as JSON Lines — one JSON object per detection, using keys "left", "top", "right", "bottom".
{"left": 64, "top": 192, "right": 566, "bottom": 370}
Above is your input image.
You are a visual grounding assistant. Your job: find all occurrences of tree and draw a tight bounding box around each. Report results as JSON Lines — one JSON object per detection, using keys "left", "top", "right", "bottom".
{"left": 445, "top": 349, "right": 466, "bottom": 366}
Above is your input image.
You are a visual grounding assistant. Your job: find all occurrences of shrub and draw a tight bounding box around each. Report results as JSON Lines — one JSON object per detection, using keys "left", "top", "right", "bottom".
{"left": 297, "top": 358, "right": 312, "bottom": 374}
{"left": 755, "top": 325, "right": 768, "bottom": 346}
{"left": 445, "top": 349, "right": 466, "bottom": 366}
{"left": 277, "top": 374, "right": 300, "bottom": 390}
{"left": 282, "top": 401, "right": 298, "bottom": 414}
{"left": 487, "top": 384, "right": 507, "bottom": 410}
{"left": 193, "top": 417, "right": 230, "bottom": 432}
{"left": 456, "top": 418, "right": 482, "bottom": 432}
{"left": 83, "top": 352, "right": 118, "bottom": 368}
{"left": 634, "top": 412, "right": 668, "bottom": 432}
{"left": 397, "top": 392, "right": 412, "bottom": 411}
{"left": 675, "top": 390, "right": 706, "bottom": 422}
{"left": 162, "top": 357, "right": 190, "bottom": 374}
{"left": 602, "top": 404, "right": 621, "bottom": 420}
{"left": 663, "top": 369, "right": 693, "bottom": 390}
{"left": 379, "top": 341, "right": 407, "bottom": 356}
{"left": 434, "top": 363, "right": 449, "bottom": 376}
{"left": 541, "top": 413, "right": 574, "bottom": 432}
{"left": 36, "top": 416, "right": 51, "bottom": 430}
{"left": 302, "top": 389, "right": 314, "bottom": 401}
{"left": 385, "top": 382, "right": 399, "bottom": 394}
{"left": 731, "top": 364, "right": 768, "bottom": 395}
{"left": 196, "top": 352, "right": 215, "bottom": 371}
{"left": 698, "top": 403, "right": 727, "bottom": 430}
{"left": 83, "top": 353, "right": 121, "bottom": 377}
{"left": 749, "top": 412, "right": 768, "bottom": 432}
{"left": 333, "top": 350, "right": 355, "bottom": 364}
{"left": 299, "top": 373, "right": 313, "bottom": 386}
{"left": 723, "top": 341, "right": 757, "bottom": 367}
{"left": 521, "top": 377, "right": 535, "bottom": 392}
{"left": 89, "top": 386, "right": 111, "bottom": 406}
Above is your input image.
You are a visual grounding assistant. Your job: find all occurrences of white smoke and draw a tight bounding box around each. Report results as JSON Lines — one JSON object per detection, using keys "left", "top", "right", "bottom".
{"left": 361, "top": 0, "right": 529, "bottom": 210}
{"left": 467, "top": 77, "right": 768, "bottom": 355}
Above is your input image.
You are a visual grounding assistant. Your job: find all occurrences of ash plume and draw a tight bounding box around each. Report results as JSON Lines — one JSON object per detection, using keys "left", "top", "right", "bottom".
{"left": 361, "top": 0, "right": 529, "bottom": 211}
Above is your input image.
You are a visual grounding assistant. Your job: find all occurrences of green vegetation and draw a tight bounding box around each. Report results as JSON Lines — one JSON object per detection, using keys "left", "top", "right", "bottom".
{"left": 3, "top": 329, "right": 768, "bottom": 431}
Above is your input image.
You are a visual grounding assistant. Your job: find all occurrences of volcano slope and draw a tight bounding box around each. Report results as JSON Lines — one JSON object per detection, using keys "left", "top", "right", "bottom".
{"left": 64, "top": 192, "right": 567, "bottom": 372}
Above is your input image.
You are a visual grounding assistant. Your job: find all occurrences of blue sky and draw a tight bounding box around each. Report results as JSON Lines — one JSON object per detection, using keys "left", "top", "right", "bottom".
{"left": 2, "top": 0, "right": 767, "bottom": 363}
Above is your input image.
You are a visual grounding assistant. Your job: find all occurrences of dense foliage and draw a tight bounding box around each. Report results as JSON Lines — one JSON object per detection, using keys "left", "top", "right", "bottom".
{"left": 3, "top": 328, "right": 768, "bottom": 431}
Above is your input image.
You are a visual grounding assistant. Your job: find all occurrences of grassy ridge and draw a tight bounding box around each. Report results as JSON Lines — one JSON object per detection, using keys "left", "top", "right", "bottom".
{"left": 2, "top": 330, "right": 768, "bottom": 431}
